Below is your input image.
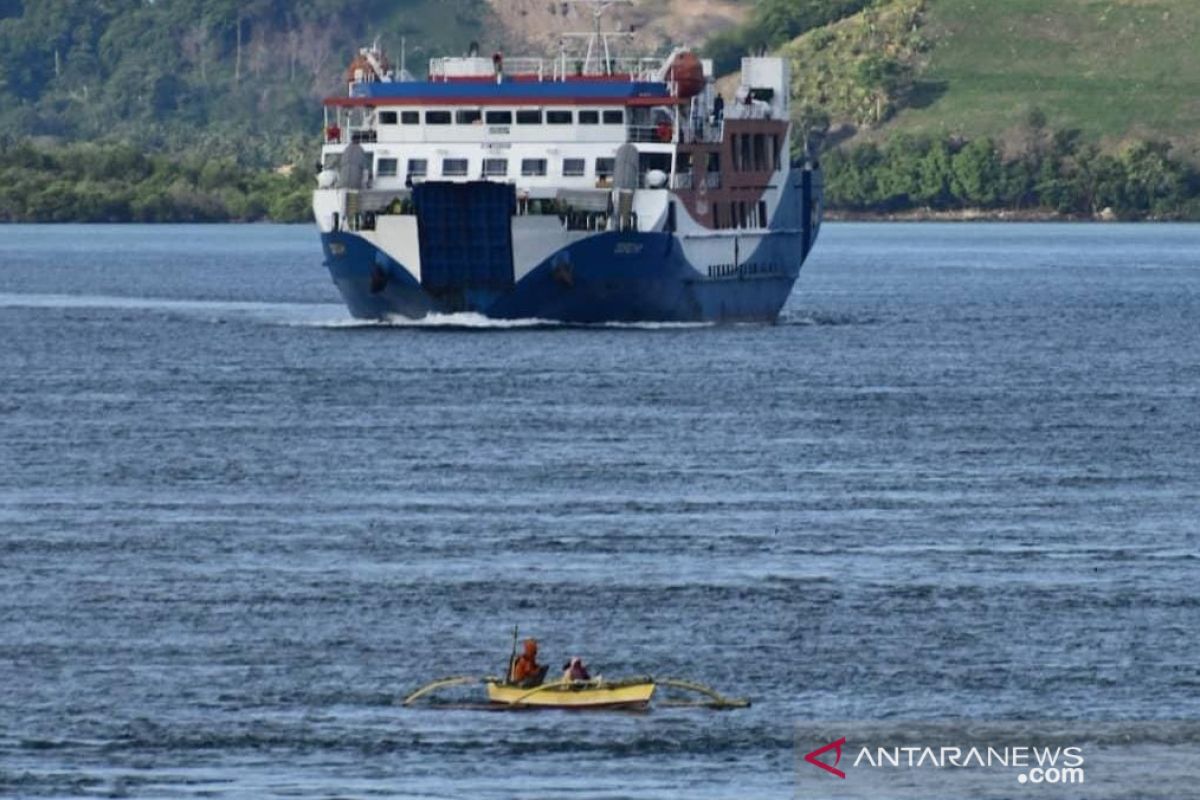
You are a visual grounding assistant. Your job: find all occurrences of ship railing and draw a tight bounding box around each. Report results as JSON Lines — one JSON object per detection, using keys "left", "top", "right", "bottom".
{"left": 670, "top": 173, "right": 693, "bottom": 190}
{"left": 428, "top": 55, "right": 664, "bottom": 82}
{"left": 428, "top": 57, "right": 546, "bottom": 81}
{"left": 550, "top": 56, "right": 665, "bottom": 82}
{"left": 628, "top": 124, "right": 670, "bottom": 143}
{"left": 702, "top": 172, "right": 722, "bottom": 189}
{"left": 680, "top": 119, "right": 724, "bottom": 145}
{"left": 503, "top": 57, "right": 547, "bottom": 79}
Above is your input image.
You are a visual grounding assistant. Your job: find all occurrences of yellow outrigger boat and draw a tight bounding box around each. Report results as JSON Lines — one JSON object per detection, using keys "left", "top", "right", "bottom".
{"left": 403, "top": 675, "right": 746, "bottom": 711}
{"left": 485, "top": 677, "right": 656, "bottom": 709}
{"left": 402, "top": 630, "right": 749, "bottom": 711}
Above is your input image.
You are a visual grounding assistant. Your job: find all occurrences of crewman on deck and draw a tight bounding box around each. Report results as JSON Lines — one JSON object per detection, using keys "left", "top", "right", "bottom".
{"left": 510, "top": 638, "right": 546, "bottom": 687}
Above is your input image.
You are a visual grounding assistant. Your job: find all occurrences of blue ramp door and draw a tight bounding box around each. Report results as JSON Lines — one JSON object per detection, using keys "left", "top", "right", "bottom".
{"left": 414, "top": 181, "right": 516, "bottom": 312}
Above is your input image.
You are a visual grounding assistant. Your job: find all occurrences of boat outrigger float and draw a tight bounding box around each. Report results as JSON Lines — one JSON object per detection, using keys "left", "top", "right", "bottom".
{"left": 403, "top": 675, "right": 749, "bottom": 711}
{"left": 405, "top": 630, "right": 749, "bottom": 711}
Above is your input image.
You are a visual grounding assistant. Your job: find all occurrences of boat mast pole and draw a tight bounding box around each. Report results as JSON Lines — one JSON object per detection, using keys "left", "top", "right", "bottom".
{"left": 505, "top": 625, "right": 519, "bottom": 683}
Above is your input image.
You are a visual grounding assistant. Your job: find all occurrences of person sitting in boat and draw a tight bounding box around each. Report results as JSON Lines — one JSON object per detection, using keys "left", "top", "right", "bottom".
{"left": 561, "top": 656, "right": 591, "bottom": 683}
{"left": 510, "top": 638, "right": 547, "bottom": 687}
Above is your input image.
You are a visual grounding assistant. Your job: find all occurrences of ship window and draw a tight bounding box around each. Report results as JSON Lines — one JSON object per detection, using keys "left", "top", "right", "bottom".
{"left": 758, "top": 200, "right": 768, "bottom": 227}
{"left": 483, "top": 158, "right": 508, "bottom": 177}
{"left": 521, "top": 158, "right": 548, "bottom": 176}
{"left": 741, "top": 135, "right": 752, "bottom": 172}
{"left": 595, "top": 157, "right": 615, "bottom": 178}
{"left": 546, "top": 110, "right": 573, "bottom": 125}
{"left": 407, "top": 158, "right": 428, "bottom": 177}
{"left": 578, "top": 110, "right": 599, "bottom": 125}
{"left": 753, "top": 133, "right": 766, "bottom": 171}
{"left": 516, "top": 109, "right": 542, "bottom": 124}
{"left": 486, "top": 110, "right": 513, "bottom": 124}
{"left": 456, "top": 109, "right": 482, "bottom": 125}
{"left": 562, "top": 158, "right": 586, "bottom": 177}
{"left": 602, "top": 109, "right": 624, "bottom": 124}
{"left": 772, "top": 135, "right": 781, "bottom": 169}
{"left": 442, "top": 158, "right": 469, "bottom": 176}
{"left": 707, "top": 152, "right": 720, "bottom": 172}
{"left": 377, "top": 158, "right": 398, "bottom": 177}
{"left": 425, "top": 110, "right": 451, "bottom": 125}
{"left": 379, "top": 111, "right": 398, "bottom": 125}
{"left": 401, "top": 111, "right": 420, "bottom": 125}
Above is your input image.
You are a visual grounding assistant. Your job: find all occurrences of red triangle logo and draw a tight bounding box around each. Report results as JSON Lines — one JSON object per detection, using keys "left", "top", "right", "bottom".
{"left": 803, "top": 736, "right": 847, "bottom": 779}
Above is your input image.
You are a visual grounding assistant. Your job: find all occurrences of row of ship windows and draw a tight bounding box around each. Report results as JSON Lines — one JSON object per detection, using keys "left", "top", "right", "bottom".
{"left": 713, "top": 200, "right": 770, "bottom": 230}
{"left": 378, "top": 109, "right": 626, "bottom": 127}
{"left": 377, "top": 156, "right": 618, "bottom": 179}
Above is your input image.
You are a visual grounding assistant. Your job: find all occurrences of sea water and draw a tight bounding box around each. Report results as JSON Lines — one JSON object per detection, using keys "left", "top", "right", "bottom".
{"left": 1, "top": 223, "right": 1198, "bottom": 798}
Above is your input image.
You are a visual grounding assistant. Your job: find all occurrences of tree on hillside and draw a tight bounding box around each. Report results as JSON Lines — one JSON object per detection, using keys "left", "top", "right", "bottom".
{"left": 950, "top": 139, "right": 1002, "bottom": 208}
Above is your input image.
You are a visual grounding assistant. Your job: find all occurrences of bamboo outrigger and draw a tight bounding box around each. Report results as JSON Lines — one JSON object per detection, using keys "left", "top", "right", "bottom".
{"left": 403, "top": 629, "right": 749, "bottom": 711}
{"left": 402, "top": 675, "right": 750, "bottom": 711}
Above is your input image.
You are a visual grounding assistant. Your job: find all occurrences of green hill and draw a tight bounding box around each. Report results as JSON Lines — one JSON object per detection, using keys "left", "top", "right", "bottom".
{"left": 780, "top": 0, "right": 1200, "bottom": 161}
{"left": 741, "top": 0, "right": 1199, "bottom": 218}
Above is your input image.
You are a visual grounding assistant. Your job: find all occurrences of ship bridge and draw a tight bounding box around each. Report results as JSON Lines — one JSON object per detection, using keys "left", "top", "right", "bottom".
{"left": 318, "top": 53, "right": 739, "bottom": 196}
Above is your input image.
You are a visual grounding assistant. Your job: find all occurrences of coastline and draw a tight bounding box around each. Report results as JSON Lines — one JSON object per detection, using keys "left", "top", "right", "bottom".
{"left": 825, "top": 207, "right": 1136, "bottom": 223}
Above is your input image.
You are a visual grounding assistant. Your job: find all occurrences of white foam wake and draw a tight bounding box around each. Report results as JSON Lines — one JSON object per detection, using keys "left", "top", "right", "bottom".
{"left": 0, "top": 293, "right": 718, "bottom": 330}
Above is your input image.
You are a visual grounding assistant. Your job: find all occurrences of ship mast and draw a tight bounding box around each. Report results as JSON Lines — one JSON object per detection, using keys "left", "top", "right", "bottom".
{"left": 558, "top": 0, "right": 635, "bottom": 76}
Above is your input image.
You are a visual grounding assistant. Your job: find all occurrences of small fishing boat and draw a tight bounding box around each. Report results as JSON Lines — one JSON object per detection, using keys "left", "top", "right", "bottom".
{"left": 402, "top": 631, "right": 748, "bottom": 711}
{"left": 486, "top": 676, "right": 656, "bottom": 709}
{"left": 403, "top": 675, "right": 747, "bottom": 711}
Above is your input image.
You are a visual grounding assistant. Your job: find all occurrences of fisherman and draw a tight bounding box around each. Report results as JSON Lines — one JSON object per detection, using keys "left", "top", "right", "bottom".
{"left": 510, "top": 638, "right": 546, "bottom": 687}
{"left": 562, "top": 656, "right": 591, "bottom": 682}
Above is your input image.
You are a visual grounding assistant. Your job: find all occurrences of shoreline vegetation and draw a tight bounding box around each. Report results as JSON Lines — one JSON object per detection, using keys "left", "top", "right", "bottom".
{"left": 820, "top": 132, "right": 1200, "bottom": 222}
{"left": 3, "top": 131, "right": 1198, "bottom": 224}
{"left": 0, "top": 140, "right": 312, "bottom": 224}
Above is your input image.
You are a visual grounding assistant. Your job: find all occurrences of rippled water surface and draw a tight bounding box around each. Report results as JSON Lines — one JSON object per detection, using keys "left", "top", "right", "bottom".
{"left": 2, "top": 223, "right": 1198, "bottom": 798}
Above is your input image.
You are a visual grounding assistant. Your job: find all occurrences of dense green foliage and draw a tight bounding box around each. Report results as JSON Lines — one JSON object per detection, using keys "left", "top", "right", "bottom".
{"left": 0, "top": 139, "right": 312, "bottom": 222}
{"left": 824, "top": 132, "right": 1200, "bottom": 219}
{"left": 0, "top": 0, "right": 491, "bottom": 165}
{"left": 0, "top": 0, "right": 493, "bottom": 222}
{"left": 705, "top": 0, "right": 872, "bottom": 76}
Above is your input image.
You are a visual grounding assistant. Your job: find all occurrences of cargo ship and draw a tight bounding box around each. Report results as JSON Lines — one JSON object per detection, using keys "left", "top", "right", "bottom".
{"left": 313, "top": 3, "right": 822, "bottom": 323}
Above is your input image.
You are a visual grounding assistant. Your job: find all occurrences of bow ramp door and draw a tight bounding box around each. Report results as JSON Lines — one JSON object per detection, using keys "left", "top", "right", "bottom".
{"left": 414, "top": 181, "right": 516, "bottom": 311}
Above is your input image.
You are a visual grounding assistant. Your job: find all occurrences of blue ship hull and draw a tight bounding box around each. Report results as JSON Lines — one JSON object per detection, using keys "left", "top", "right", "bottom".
{"left": 320, "top": 228, "right": 804, "bottom": 324}
{"left": 318, "top": 167, "right": 821, "bottom": 324}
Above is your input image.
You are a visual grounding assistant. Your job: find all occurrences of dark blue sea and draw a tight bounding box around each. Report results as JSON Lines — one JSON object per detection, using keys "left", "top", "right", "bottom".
{"left": 2, "top": 223, "right": 1198, "bottom": 798}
